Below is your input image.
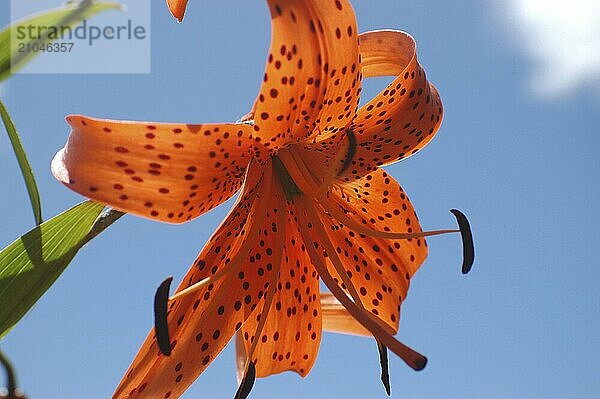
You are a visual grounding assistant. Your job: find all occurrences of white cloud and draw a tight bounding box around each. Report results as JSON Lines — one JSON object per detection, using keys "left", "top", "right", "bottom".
{"left": 504, "top": 0, "right": 600, "bottom": 97}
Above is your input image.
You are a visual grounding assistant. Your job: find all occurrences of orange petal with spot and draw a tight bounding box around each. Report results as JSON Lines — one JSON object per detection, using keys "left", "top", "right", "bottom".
{"left": 166, "top": 0, "right": 189, "bottom": 22}
{"left": 320, "top": 168, "right": 428, "bottom": 332}
{"left": 113, "top": 167, "right": 276, "bottom": 399}
{"left": 52, "top": 115, "right": 253, "bottom": 223}
{"left": 240, "top": 199, "right": 322, "bottom": 378}
{"left": 344, "top": 30, "right": 443, "bottom": 177}
{"left": 332, "top": 168, "right": 427, "bottom": 277}
{"left": 251, "top": 0, "right": 360, "bottom": 154}
{"left": 295, "top": 198, "right": 427, "bottom": 371}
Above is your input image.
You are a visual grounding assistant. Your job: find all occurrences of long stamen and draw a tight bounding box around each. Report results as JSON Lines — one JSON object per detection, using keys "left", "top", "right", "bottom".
{"left": 327, "top": 200, "right": 475, "bottom": 275}
{"left": 302, "top": 198, "right": 395, "bottom": 336}
{"left": 321, "top": 195, "right": 459, "bottom": 240}
{"left": 168, "top": 216, "right": 259, "bottom": 303}
{"left": 304, "top": 198, "right": 396, "bottom": 394}
{"left": 168, "top": 266, "right": 229, "bottom": 302}
{"left": 234, "top": 183, "right": 285, "bottom": 399}
{"left": 153, "top": 249, "right": 248, "bottom": 357}
{"left": 240, "top": 200, "right": 285, "bottom": 366}
{"left": 234, "top": 275, "right": 279, "bottom": 398}
{"left": 245, "top": 243, "right": 282, "bottom": 362}
{"left": 297, "top": 201, "right": 427, "bottom": 371}
{"left": 283, "top": 146, "right": 468, "bottom": 248}
{"left": 282, "top": 143, "right": 473, "bottom": 269}
{"left": 303, "top": 199, "right": 362, "bottom": 301}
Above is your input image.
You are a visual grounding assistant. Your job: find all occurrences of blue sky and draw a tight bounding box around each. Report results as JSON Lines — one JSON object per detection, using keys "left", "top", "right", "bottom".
{"left": 1, "top": 1, "right": 599, "bottom": 398}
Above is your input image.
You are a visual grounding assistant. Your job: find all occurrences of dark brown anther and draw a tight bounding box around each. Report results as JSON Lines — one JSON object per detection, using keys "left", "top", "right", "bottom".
{"left": 376, "top": 340, "right": 391, "bottom": 396}
{"left": 234, "top": 362, "right": 256, "bottom": 399}
{"left": 154, "top": 276, "right": 173, "bottom": 356}
{"left": 412, "top": 354, "right": 428, "bottom": 371}
{"left": 450, "top": 209, "right": 474, "bottom": 274}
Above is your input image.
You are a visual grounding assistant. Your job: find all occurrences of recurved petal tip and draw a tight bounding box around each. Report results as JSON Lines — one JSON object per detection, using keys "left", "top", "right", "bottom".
{"left": 166, "top": 0, "right": 189, "bottom": 22}
{"left": 51, "top": 148, "right": 70, "bottom": 185}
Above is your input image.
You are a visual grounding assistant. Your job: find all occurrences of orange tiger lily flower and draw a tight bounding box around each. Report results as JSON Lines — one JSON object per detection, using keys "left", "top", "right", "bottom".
{"left": 52, "top": 1, "right": 473, "bottom": 398}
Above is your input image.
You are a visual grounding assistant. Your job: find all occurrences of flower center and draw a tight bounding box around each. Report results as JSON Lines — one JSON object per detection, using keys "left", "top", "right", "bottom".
{"left": 273, "top": 129, "right": 357, "bottom": 201}
{"left": 272, "top": 154, "right": 303, "bottom": 201}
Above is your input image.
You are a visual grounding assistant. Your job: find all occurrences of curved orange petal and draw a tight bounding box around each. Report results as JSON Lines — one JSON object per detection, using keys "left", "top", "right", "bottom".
{"left": 274, "top": 146, "right": 427, "bottom": 291}
{"left": 332, "top": 168, "right": 427, "bottom": 278}
{"left": 113, "top": 167, "right": 277, "bottom": 399}
{"left": 250, "top": 0, "right": 361, "bottom": 155}
{"left": 240, "top": 200, "right": 322, "bottom": 378}
{"left": 342, "top": 30, "right": 443, "bottom": 178}
{"left": 52, "top": 115, "right": 253, "bottom": 223}
{"left": 166, "top": 0, "right": 188, "bottom": 22}
{"left": 236, "top": 291, "right": 369, "bottom": 381}
{"left": 318, "top": 168, "right": 428, "bottom": 332}
{"left": 174, "top": 161, "right": 268, "bottom": 290}
{"left": 294, "top": 196, "right": 427, "bottom": 371}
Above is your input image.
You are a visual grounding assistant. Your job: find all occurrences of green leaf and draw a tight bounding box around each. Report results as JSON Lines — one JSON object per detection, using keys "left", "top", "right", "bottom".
{"left": 0, "top": 1, "right": 123, "bottom": 82}
{"left": 0, "top": 201, "right": 124, "bottom": 339}
{"left": 0, "top": 99, "right": 42, "bottom": 226}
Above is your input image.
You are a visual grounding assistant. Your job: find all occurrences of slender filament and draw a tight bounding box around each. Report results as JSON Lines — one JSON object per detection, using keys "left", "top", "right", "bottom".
{"left": 296, "top": 199, "right": 427, "bottom": 371}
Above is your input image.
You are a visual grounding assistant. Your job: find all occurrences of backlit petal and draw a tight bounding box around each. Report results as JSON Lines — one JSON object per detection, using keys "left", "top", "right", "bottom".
{"left": 113, "top": 166, "right": 275, "bottom": 399}
{"left": 319, "top": 168, "right": 428, "bottom": 332}
{"left": 52, "top": 115, "right": 253, "bottom": 223}
{"left": 332, "top": 168, "right": 427, "bottom": 277}
{"left": 241, "top": 199, "right": 322, "bottom": 378}
{"left": 321, "top": 292, "right": 370, "bottom": 337}
{"left": 166, "top": 0, "right": 188, "bottom": 22}
{"left": 295, "top": 196, "right": 428, "bottom": 371}
{"left": 251, "top": 0, "right": 360, "bottom": 154}
{"left": 342, "top": 30, "right": 443, "bottom": 178}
